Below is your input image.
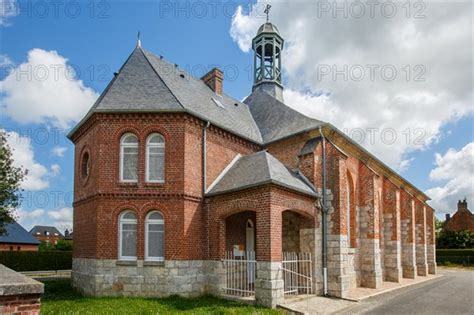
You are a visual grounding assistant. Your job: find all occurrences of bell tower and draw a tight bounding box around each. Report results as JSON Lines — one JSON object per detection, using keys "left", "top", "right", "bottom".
{"left": 252, "top": 19, "right": 284, "bottom": 102}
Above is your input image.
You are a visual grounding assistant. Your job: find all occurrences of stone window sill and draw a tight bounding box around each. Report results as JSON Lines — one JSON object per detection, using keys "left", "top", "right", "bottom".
{"left": 116, "top": 260, "right": 137, "bottom": 266}
{"left": 143, "top": 261, "right": 165, "bottom": 267}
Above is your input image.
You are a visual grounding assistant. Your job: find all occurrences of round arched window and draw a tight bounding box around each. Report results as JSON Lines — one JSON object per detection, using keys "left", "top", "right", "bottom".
{"left": 81, "top": 151, "right": 90, "bottom": 179}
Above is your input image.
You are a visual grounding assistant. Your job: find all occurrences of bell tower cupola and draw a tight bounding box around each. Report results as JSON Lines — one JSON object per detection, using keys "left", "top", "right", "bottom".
{"left": 252, "top": 17, "right": 284, "bottom": 102}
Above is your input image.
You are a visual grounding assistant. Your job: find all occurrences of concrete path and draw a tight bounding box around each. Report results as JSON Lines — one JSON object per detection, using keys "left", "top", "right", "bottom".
{"left": 338, "top": 268, "right": 474, "bottom": 315}
{"left": 279, "top": 268, "right": 472, "bottom": 314}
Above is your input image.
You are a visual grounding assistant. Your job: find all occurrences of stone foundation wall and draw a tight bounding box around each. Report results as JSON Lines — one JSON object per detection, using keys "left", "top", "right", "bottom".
{"left": 72, "top": 258, "right": 209, "bottom": 297}
{"left": 401, "top": 218, "right": 417, "bottom": 278}
{"left": 383, "top": 212, "right": 402, "bottom": 282}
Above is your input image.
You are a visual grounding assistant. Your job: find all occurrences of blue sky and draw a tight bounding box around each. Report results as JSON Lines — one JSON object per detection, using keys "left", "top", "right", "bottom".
{"left": 1, "top": 0, "right": 472, "bottom": 230}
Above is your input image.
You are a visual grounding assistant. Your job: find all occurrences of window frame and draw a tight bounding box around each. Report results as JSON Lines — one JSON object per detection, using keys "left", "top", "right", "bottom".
{"left": 118, "top": 211, "right": 138, "bottom": 261}
{"left": 144, "top": 211, "right": 165, "bottom": 262}
{"left": 145, "top": 133, "right": 165, "bottom": 183}
{"left": 120, "top": 133, "right": 139, "bottom": 183}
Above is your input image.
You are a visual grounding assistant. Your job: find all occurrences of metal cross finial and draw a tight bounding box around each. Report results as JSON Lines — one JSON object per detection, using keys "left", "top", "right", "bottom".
{"left": 264, "top": 4, "right": 271, "bottom": 22}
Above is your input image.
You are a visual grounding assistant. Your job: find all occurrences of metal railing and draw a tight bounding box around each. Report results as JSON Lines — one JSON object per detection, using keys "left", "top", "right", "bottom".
{"left": 281, "top": 252, "right": 313, "bottom": 296}
{"left": 222, "top": 251, "right": 256, "bottom": 297}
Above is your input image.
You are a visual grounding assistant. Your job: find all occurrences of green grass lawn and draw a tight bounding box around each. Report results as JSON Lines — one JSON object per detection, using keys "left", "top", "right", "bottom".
{"left": 40, "top": 279, "right": 282, "bottom": 314}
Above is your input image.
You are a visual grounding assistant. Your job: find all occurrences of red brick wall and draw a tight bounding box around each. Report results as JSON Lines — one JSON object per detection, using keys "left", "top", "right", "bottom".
{"left": 205, "top": 126, "right": 257, "bottom": 188}
{"left": 207, "top": 185, "right": 316, "bottom": 261}
{"left": 0, "top": 294, "right": 41, "bottom": 315}
{"left": 0, "top": 244, "right": 38, "bottom": 251}
{"left": 400, "top": 190, "right": 415, "bottom": 243}
{"left": 383, "top": 178, "right": 401, "bottom": 241}
{"left": 72, "top": 113, "right": 257, "bottom": 261}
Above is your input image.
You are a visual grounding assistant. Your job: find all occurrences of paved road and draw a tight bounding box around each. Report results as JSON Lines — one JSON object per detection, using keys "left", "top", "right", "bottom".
{"left": 338, "top": 268, "right": 474, "bottom": 315}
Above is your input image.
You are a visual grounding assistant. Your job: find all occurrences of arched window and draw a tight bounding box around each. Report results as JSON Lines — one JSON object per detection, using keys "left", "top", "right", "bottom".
{"left": 119, "top": 211, "right": 137, "bottom": 260}
{"left": 145, "top": 211, "right": 164, "bottom": 261}
{"left": 145, "top": 133, "right": 165, "bottom": 183}
{"left": 120, "top": 133, "right": 138, "bottom": 182}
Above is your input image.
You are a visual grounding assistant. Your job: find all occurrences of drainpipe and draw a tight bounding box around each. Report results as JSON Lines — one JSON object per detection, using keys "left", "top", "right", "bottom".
{"left": 203, "top": 121, "right": 211, "bottom": 258}
{"left": 202, "top": 121, "right": 211, "bottom": 194}
{"left": 319, "top": 126, "right": 329, "bottom": 296}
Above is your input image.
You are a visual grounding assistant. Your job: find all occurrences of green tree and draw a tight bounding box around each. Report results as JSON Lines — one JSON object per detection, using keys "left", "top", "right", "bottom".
{"left": 0, "top": 130, "right": 27, "bottom": 235}
{"left": 55, "top": 239, "right": 73, "bottom": 251}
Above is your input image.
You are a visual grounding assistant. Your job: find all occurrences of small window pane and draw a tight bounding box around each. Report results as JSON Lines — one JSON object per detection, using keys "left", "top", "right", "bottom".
{"left": 148, "top": 148, "right": 164, "bottom": 181}
{"left": 122, "top": 134, "right": 138, "bottom": 144}
{"left": 123, "top": 212, "right": 136, "bottom": 220}
{"left": 123, "top": 150, "right": 138, "bottom": 180}
{"left": 121, "top": 221, "right": 137, "bottom": 258}
{"left": 148, "top": 230, "right": 164, "bottom": 258}
{"left": 148, "top": 134, "right": 164, "bottom": 144}
{"left": 149, "top": 223, "right": 163, "bottom": 232}
{"left": 148, "top": 212, "right": 163, "bottom": 220}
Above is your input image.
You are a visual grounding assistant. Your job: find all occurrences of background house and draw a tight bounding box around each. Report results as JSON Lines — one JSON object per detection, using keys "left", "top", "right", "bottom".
{"left": 0, "top": 221, "right": 40, "bottom": 251}
{"left": 443, "top": 199, "right": 474, "bottom": 233}
{"left": 30, "top": 226, "right": 64, "bottom": 245}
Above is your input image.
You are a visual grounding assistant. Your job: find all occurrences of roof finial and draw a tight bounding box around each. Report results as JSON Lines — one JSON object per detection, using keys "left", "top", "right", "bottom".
{"left": 264, "top": 4, "right": 271, "bottom": 23}
{"left": 137, "top": 31, "right": 141, "bottom": 48}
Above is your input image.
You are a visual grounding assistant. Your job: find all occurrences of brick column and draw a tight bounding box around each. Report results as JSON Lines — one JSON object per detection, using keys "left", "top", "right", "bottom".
{"left": 415, "top": 201, "right": 428, "bottom": 276}
{"left": 400, "top": 191, "right": 417, "bottom": 278}
{"left": 426, "top": 207, "right": 437, "bottom": 274}
{"left": 358, "top": 164, "right": 382, "bottom": 289}
{"left": 254, "top": 207, "right": 284, "bottom": 307}
{"left": 382, "top": 179, "right": 402, "bottom": 282}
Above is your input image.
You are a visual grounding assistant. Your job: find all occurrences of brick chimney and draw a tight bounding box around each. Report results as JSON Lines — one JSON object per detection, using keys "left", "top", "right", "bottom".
{"left": 201, "top": 68, "right": 223, "bottom": 95}
{"left": 445, "top": 213, "right": 451, "bottom": 221}
{"left": 457, "top": 198, "right": 468, "bottom": 212}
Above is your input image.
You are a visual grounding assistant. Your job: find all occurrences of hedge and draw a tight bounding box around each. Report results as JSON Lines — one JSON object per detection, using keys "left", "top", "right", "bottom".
{"left": 0, "top": 250, "right": 72, "bottom": 271}
{"left": 436, "top": 249, "right": 474, "bottom": 266}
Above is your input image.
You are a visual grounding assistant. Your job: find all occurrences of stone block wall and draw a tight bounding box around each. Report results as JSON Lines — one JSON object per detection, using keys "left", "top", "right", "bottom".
{"left": 72, "top": 258, "right": 208, "bottom": 297}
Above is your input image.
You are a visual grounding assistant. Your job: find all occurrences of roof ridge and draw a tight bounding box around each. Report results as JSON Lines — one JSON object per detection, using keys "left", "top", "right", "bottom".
{"left": 138, "top": 47, "right": 185, "bottom": 110}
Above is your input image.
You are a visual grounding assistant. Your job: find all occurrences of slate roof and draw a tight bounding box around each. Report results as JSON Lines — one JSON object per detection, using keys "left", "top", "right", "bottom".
{"left": 0, "top": 222, "right": 40, "bottom": 245}
{"left": 69, "top": 47, "right": 263, "bottom": 144}
{"left": 30, "top": 226, "right": 63, "bottom": 238}
{"left": 244, "top": 89, "right": 326, "bottom": 144}
{"left": 206, "top": 151, "right": 317, "bottom": 197}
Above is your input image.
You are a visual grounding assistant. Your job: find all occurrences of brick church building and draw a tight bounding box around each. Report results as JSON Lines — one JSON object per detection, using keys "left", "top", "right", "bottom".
{"left": 69, "top": 22, "right": 436, "bottom": 307}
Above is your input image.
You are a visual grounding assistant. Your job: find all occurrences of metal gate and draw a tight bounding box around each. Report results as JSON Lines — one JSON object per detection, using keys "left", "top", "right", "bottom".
{"left": 223, "top": 251, "right": 256, "bottom": 297}
{"left": 281, "top": 252, "right": 313, "bottom": 296}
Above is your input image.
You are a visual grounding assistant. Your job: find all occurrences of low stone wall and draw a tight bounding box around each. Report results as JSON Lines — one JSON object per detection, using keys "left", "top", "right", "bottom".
{"left": 72, "top": 258, "right": 212, "bottom": 298}
{"left": 0, "top": 264, "right": 44, "bottom": 315}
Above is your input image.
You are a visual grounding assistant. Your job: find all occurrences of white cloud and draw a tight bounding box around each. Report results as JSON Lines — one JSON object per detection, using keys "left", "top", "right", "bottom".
{"left": 47, "top": 207, "right": 73, "bottom": 229}
{"left": 425, "top": 142, "right": 474, "bottom": 214}
{"left": 51, "top": 146, "right": 67, "bottom": 157}
{"left": 0, "top": 0, "right": 18, "bottom": 26}
{"left": 0, "top": 54, "right": 13, "bottom": 66}
{"left": 0, "top": 49, "right": 98, "bottom": 129}
{"left": 4, "top": 130, "right": 49, "bottom": 191}
{"left": 230, "top": 1, "right": 473, "bottom": 170}
{"left": 16, "top": 207, "right": 73, "bottom": 231}
{"left": 50, "top": 164, "right": 61, "bottom": 176}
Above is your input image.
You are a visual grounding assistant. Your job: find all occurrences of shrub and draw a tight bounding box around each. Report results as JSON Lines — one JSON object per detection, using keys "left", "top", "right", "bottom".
{"left": 436, "top": 249, "right": 474, "bottom": 266}
{"left": 0, "top": 251, "right": 72, "bottom": 271}
{"left": 436, "top": 230, "right": 474, "bottom": 249}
